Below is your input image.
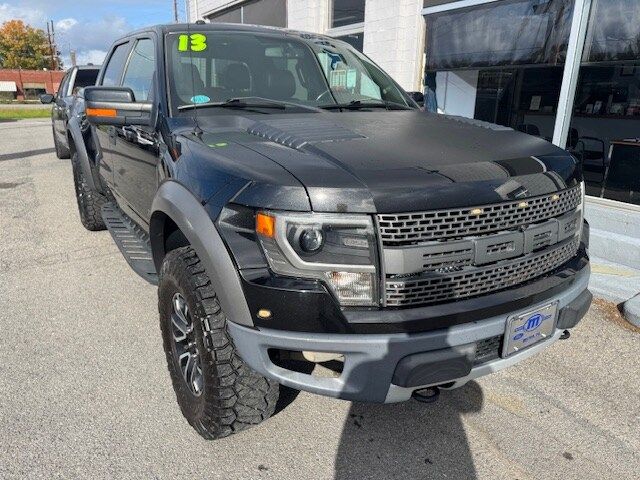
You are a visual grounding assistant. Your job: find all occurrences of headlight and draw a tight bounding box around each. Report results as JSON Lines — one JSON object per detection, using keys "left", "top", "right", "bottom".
{"left": 255, "top": 211, "right": 379, "bottom": 306}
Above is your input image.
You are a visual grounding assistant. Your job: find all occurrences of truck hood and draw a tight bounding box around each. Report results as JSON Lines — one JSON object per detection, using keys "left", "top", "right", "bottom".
{"left": 196, "top": 111, "right": 581, "bottom": 213}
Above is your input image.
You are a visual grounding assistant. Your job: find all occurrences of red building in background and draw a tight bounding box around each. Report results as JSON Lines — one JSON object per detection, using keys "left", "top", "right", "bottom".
{"left": 0, "top": 69, "right": 65, "bottom": 100}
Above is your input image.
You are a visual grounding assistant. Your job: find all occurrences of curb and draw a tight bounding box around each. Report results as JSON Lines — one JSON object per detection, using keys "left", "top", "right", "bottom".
{"left": 622, "top": 294, "right": 640, "bottom": 328}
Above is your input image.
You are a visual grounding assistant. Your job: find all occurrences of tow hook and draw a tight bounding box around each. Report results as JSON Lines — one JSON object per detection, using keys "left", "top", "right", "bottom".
{"left": 412, "top": 387, "right": 440, "bottom": 404}
{"left": 560, "top": 329, "right": 571, "bottom": 340}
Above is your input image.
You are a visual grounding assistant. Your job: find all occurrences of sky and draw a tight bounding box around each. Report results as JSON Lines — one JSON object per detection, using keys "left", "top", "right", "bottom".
{"left": 0, "top": 0, "right": 188, "bottom": 67}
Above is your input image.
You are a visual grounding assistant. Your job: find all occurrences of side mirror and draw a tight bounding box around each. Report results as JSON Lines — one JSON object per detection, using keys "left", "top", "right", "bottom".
{"left": 407, "top": 91, "right": 424, "bottom": 105}
{"left": 84, "top": 86, "right": 152, "bottom": 126}
{"left": 40, "top": 94, "right": 54, "bottom": 104}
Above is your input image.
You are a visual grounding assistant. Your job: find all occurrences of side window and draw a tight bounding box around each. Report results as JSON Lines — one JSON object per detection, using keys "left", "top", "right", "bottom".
{"left": 101, "top": 42, "right": 131, "bottom": 87}
{"left": 122, "top": 39, "right": 156, "bottom": 102}
{"left": 56, "top": 72, "right": 71, "bottom": 99}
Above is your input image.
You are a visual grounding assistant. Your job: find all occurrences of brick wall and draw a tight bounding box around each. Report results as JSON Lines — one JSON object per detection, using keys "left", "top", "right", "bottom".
{"left": 0, "top": 69, "right": 65, "bottom": 100}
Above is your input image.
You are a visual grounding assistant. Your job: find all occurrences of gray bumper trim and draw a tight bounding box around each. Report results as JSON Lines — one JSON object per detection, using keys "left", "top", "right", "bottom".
{"left": 228, "top": 266, "right": 590, "bottom": 403}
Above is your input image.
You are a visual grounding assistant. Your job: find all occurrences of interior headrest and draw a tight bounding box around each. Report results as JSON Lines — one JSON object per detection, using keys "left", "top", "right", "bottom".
{"left": 222, "top": 63, "right": 251, "bottom": 90}
{"left": 266, "top": 70, "right": 296, "bottom": 100}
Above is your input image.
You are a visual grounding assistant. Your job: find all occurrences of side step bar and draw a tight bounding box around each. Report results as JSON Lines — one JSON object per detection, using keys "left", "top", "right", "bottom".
{"left": 101, "top": 203, "right": 158, "bottom": 285}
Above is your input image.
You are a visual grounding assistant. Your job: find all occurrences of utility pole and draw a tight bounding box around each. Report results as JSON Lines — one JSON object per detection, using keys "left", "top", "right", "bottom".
{"left": 173, "top": 0, "right": 179, "bottom": 22}
{"left": 70, "top": 50, "right": 77, "bottom": 67}
{"left": 46, "top": 21, "right": 54, "bottom": 70}
{"left": 50, "top": 20, "right": 57, "bottom": 70}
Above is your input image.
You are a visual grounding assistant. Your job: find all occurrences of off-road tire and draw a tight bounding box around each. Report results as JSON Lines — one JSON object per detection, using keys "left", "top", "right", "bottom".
{"left": 53, "top": 126, "right": 71, "bottom": 159}
{"left": 71, "top": 152, "right": 106, "bottom": 231}
{"left": 159, "top": 247, "right": 279, "bottom": 439}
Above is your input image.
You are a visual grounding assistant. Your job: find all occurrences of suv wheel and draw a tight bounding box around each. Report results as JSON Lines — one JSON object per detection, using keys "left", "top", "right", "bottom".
{"left": 71, "top": 152, "right": 106, "bottom": 231}
{"left": 159, "top": 246, "right": 279, "bottom": 439}
{"left": 53, "top": 127, "right": 70, "bottom": 159}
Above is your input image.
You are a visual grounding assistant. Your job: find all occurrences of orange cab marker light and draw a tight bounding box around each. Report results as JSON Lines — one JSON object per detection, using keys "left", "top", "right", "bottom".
{"left": 86, "top": 108, "right": 117, "bottom": 117}
{"left": 256, "top": 213, "right": 275, "bottom": 238}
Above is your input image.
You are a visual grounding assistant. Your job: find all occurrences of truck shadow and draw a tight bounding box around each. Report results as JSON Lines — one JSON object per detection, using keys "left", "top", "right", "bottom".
{"left": 334, "top": 381, "right": 483, "bottom": 480}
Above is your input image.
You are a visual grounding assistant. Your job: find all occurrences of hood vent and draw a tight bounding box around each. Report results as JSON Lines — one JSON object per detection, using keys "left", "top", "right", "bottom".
{"left": 247, "top": 118, "right": 364, "bottom": 149}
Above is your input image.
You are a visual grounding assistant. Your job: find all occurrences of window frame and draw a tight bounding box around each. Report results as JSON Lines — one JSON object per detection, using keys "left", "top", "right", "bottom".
{"left": 121, "top": 37, "right": 157, "bottom": 102}
{"left": 98, "top": 40, "right": 133, "bottom": 87}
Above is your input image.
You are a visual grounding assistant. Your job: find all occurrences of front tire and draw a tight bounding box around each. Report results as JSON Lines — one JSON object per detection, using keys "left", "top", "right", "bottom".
{"left": 71, "top": 152, "right": 106, "bottom": 231}
{"left": 159, "top": 247, "right": 279, "bottom": 439}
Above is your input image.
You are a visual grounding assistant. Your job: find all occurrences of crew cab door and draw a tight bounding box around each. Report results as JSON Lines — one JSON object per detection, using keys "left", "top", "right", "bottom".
{"left": 52, "top": 70, "right": 72, "bottom": 139}
{"left": 94, "top": 41, "right": 132, "bottom": 193}
{"left": 110, "top": 37, "right": 159, "bottom": 226}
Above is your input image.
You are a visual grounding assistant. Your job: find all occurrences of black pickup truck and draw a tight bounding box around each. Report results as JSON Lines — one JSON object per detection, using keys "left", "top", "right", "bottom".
{"left": 70, "top": 23, "right": 591, "bottom": 439}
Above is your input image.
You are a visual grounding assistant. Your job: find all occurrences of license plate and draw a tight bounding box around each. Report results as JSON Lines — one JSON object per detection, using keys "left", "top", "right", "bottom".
{"left": 502, "top": 302, "right": 558, "bottom": 357}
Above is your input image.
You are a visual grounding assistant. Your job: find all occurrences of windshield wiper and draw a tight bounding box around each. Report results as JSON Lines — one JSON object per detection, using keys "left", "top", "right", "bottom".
{"left": 178, "top": 97, "right": 322, "bottom": 112}
{"left": 319, "top": 100, "right": 413, "bottom": 111}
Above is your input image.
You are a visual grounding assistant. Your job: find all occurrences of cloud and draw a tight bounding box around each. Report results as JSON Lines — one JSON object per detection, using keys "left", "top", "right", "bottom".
{"left": 55, "top": 17, "right": 77, "bottom": 32}
{"left": 0, "top": 3, "right": 45, "bottom": 25}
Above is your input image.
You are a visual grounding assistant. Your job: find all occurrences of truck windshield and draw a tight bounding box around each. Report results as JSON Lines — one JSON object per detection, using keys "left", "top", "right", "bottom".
{"left": 165, "top": 31, "right": 411, "bottom": 113}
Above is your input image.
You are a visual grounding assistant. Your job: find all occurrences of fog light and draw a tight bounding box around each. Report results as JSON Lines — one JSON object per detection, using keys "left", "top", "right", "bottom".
{"left": 299, "top": 228, "right": 324, "bottom": 252}
{"left": 324, "top": 271, "right": 375, "bottom": 306}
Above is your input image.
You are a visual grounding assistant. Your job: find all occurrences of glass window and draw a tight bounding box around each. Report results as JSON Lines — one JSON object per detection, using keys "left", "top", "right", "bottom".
{"left": 334, "top": 32, "right": 364, "bottom": 52}
{"left": 56, "top": 72, "right": 71, "bottom": 98}
{"left": 208, "top": 8, "right": 242, "bottom": 23}
{"left": 122, "top": 39, "right": 156, "bottom": 102}
{"left": 331, "top": 0, "right": 365, "bottom": 28}
{"left": 73, "top": 69, "right": 99, "bottom": 94}
{"left": 582, "top": 0, "right": 640, "bottom": 63}
{"left": 422, "top": 0, "right": 573, "bottom": 140}
{"left": 165, "top": 32, "right": 409, "bottom": 112}
{"left": 208, "top": 0, "right": 286, "bottom": 27}
{"left": 101, "top": 42, "right": 130, "bottom": 87}
{"left": 564, "top": 0, "right": 640, "bottom": 204}
{"left": 244, "top": 0, "right": 286, "bottom": 27}
{"left": 425, "top": 0, "right": 574, "bottom": 70}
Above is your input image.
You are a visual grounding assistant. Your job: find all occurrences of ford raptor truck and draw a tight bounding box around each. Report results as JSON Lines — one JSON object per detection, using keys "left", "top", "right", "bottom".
{"left": 70, "top": 23, "right": 591, "bottom": 439}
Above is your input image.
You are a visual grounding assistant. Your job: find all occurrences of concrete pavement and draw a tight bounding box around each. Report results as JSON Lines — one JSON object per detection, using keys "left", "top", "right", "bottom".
{"left": 1, "top": 119, "right": 639, "bottom": 479}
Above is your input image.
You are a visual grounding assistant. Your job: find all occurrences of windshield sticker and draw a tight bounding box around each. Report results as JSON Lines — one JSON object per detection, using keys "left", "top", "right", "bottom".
{"left": 178, "top": 33, "right": 208, "bottom": 52}
{"left": 329, "top": 69, "right": 347, "bottom": 89}
{"left": 190, "top": 94, "right": 210, "bottom": 104}
{"left": 346, "top": 69, "right": 357, "bottom": 90}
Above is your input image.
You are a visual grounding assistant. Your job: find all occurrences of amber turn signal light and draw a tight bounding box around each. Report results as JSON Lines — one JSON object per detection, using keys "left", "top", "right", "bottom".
{"left": 256, "top": 212, "right": 275, "bottom": 238}
{"left": 86, "top": 108, "right": 117, "bottom": 117}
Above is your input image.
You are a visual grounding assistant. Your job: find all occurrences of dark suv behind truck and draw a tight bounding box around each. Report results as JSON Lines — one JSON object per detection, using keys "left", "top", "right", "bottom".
{"left": 41, "top": 65, "right": 100, "bottom": 159}
{"left": 70, "top": 23, "right": 591, "bottom": 439}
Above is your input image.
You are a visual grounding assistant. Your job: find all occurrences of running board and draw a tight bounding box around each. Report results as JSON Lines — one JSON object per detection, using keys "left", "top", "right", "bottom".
{"left": 101, "top": 203, "right": 158, "bottom": 285}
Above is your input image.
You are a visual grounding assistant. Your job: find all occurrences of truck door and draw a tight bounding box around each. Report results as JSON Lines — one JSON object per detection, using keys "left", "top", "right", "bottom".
{"left": 53, "top": 71, "right": 71, "bottom": 140}
{"left": 110, "top": 37, "right": 159, "bottom": 227}
{"left": 94, "top": 41, "right": 132, "bottom": 194}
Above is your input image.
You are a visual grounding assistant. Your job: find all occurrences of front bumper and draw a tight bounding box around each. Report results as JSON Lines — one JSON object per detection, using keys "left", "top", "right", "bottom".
{"left": 228, "top": 266, "right": 591, "bottom": 403}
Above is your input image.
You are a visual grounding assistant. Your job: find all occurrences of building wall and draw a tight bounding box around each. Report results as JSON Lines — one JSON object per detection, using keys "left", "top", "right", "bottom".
{"left": 361, "top": 0, "right": 424, "bottom": 91}
{"left": 287, "top": 0, "right": 328, "bottom": 33}
{"left": 0, "top": 70, "right": 65, "bottom": 100}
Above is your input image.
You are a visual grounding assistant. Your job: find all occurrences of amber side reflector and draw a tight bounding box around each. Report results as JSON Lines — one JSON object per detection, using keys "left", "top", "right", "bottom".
{"left": 256, "top": 213, "right": 275, "bottom": 238}
{"left": 86, "top": 107, "right": 117, "bottom": 117}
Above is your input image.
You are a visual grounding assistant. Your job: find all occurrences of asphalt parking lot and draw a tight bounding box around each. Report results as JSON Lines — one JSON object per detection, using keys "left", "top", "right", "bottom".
{"left": 1, "top": 118, "right": 639, "bottom": 480}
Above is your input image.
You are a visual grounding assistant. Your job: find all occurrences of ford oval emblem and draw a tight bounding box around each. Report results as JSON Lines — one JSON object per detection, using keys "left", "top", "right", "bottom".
{"left": 525, "top": 314, "right": 543, "bottom": 331}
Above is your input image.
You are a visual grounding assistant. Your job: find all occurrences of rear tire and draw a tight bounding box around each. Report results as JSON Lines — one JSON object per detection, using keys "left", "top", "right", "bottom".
{"left": 159, "top": 246, "right": 279, "bottom": 439}
{"left": 53, "top": 126, "right": 70, "bottom": 159}
{"left": 71, "top": 152, "right": 106, "bottom": 231}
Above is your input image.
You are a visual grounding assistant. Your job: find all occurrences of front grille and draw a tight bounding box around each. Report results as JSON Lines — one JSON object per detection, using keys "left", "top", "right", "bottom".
{"left": 474, "top": 336, "right": 502, "bottom": 365}
{"left": 386, "top": 238, "right": 579, "bottom": 307}
{"left": 378, "top": 185, "right": 582, "bottom": 246}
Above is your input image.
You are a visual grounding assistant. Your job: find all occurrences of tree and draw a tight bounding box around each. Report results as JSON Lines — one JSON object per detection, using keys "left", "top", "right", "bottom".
{"left": 0, "top": 20, "right": 62, "bottom": 70}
